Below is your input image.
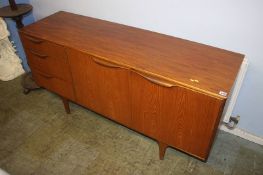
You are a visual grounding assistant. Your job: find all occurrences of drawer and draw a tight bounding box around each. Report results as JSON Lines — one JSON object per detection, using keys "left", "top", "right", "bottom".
{"left": 25, "top": 48, "right": 72, "bottom": 82}
{"left": 20, "top": 33, "right": 61, "bottom": 53}
{"left": 32, "top": 68, "right": 75, "bottom": 101}
{"left": 21, "top": 34, "right": 72, "bottom": 82}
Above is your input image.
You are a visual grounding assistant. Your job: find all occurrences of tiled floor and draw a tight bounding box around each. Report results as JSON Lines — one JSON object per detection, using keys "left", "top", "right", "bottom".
{"left": 0, "top": 77, "right": 263, "bottom": 175}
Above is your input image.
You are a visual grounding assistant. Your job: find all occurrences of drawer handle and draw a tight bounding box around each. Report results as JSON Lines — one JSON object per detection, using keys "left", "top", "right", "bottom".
{"left": 30, "top": 50, "right": 48, "bottom": 59}
{"left": 92, "top": 57, "right": 122, "bottom": 68}
{"left": 138, "top": 73, "right": 175, "bottom": 88}
{"left": 37, "top": 71, "right": 53, "bottom": 79}
{"left": 25, "top": 36, "right": 43, "bottom": 44}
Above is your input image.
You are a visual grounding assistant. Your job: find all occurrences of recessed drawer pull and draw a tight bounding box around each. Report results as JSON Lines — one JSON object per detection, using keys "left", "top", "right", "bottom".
{"left": 92, "top": 57, "right": 122, "bottom": 68}
{"left": 37, "top": 71, "right": 53, "bottom": 79}
{"left": 25, "top": 36, "right": 43, "bottom": 44}
{"left": 138, "top": 73, "right": 175, "bottom": 88}
{"left": 30, "top": 50, "right": 48, "bottom": 59}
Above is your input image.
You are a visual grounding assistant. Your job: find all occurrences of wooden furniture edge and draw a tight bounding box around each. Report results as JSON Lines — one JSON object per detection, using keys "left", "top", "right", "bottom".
{"left": 19, "top": 30, "right": 234, "bottom": 100}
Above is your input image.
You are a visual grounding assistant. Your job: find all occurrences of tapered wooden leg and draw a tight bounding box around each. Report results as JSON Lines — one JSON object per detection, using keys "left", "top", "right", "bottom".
{"left": 158, "top": 142, "right": 168, "bottom": 160}
{"left": 61, "top": 97, "right": 70, "bottom": 114}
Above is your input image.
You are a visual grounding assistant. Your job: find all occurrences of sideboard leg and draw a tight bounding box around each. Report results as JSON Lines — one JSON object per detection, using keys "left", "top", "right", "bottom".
{"left": 158, "top": 141, "right": 168, "bottom": 160}
{"left": 61, "top": 97, "right": 70, "bottom": 114}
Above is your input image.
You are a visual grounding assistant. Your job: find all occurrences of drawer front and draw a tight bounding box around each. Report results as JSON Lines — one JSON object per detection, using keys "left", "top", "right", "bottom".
{"left": 131, "top": 71, "right": 225, "bottom": 160}
{"left": 20, "top": 33, "right": 56, "bottom": 53}
{"left": 32, "top": 68, "right": 75, "bottom": 101}
{"left": 20, "top": 33, "right": 72, "bottom": 82}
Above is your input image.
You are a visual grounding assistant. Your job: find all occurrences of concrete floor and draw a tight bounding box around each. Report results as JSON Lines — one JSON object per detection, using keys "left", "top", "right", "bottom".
{"left": 0, "top": 77, "right": 263, "bottom": 175}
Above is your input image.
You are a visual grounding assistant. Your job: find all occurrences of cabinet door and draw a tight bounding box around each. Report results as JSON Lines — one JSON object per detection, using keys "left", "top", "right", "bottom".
{"left": 67, "top": 49, "right": 131, "bottom": 126}
{"left": 131, "top": 72, "right": 161, "bottom": 139}
{"left": 131, "top": 71, "right": 224, "bottom": 160}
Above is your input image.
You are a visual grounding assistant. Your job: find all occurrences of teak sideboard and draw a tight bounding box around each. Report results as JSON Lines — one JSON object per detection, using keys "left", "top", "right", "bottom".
{"left": 19, "top": 11, "right": 244, "bottom": 161}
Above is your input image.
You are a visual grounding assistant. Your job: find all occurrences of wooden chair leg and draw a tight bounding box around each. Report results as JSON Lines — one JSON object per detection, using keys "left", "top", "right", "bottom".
{"left": 61, "top": 97, "right": 70, "bottom": 114}
{"left": 158, "top": 142, "right": 168, "bottom": 160}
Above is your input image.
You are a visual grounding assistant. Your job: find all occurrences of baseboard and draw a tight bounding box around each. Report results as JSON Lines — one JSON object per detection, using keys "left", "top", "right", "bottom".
{"left": 219, "top": 124, "right": 263, "bottom": 146}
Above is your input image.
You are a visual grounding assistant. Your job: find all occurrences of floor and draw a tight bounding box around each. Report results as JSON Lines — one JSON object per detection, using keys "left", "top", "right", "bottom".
{"left": 0, "top": 77, "right": 263, "bottom": 175}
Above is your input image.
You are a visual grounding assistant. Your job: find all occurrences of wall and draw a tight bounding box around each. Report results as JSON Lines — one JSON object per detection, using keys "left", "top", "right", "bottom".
{"left": 29, "top": 0, "right": 263, "bottom": 137}
{"left": 1, "top": 0, "right": 35, "bottom": 71}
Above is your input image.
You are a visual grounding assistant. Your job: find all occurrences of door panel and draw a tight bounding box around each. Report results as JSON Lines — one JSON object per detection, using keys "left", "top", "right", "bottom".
{"left": 131, "top": 71, "right": 224, "bottom": 159}
{"left": 67, "top": 49, "right": 131, "bottom": 126}
{"left": 131, "top": 72, "right": 161, "bottom": 139}
{"left": 159, "top": 86, "right": 224, "bottom": 159}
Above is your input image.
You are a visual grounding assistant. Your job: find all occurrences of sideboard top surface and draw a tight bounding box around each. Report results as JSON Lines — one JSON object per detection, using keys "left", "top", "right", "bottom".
{"left": 20, "top": 11, "right": 244, "bottom": 99}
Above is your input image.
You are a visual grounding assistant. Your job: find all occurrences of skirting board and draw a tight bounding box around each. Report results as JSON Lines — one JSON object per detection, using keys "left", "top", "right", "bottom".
{"left": 219, "top": 124, "right": 263, "bottom": 146}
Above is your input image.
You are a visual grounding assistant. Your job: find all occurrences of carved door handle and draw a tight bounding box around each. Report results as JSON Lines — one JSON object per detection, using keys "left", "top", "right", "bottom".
{"left": 92, "top": 57, "right": 122, "bottom": 68}
{"left": 137, "top": 72, "right": 175, "bottom": 88}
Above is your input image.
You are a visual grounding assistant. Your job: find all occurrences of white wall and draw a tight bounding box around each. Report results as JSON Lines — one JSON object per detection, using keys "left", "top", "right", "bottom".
{"left": 29, "top": 0, "right": 263, "bottom": 137}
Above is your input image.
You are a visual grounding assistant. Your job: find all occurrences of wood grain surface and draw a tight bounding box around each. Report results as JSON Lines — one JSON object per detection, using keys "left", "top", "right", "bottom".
{"left": 131, "top": 71, "right": 225, "bottom": 160}
{"left": 32, "top": 68, "right": 75, "bottom": 101}
{"left": 19, "top": 11, "right": 243, "bottom": 160}
{"left": 19, "top": 11, "right": 244, "bottom": 99}
{"left": 20, "top": 33, "right": 73, "bottom": 83}
{"left": 0, "top": 4, "right": 32, "bottom": 18}
{"left": 67, "top": 48, "right": 131, "bottom": 127}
